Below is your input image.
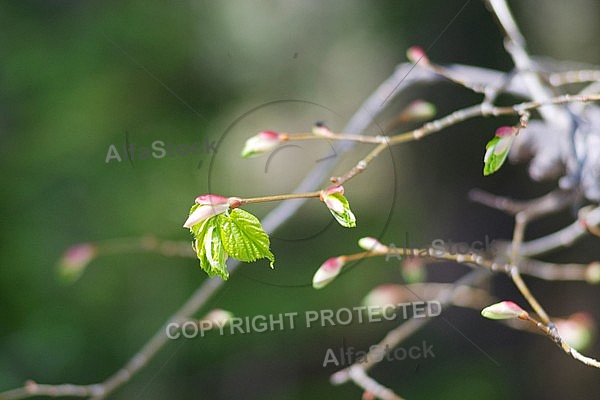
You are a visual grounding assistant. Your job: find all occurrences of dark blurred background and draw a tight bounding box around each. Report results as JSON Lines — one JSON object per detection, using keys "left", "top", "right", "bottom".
{"left": 1, "top": 1, "right": 599, "bottom": 399}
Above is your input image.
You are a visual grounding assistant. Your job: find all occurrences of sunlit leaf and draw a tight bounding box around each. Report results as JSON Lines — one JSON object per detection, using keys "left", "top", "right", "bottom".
{"left": 218, "top": 209, "right": 274, "bottom": 267}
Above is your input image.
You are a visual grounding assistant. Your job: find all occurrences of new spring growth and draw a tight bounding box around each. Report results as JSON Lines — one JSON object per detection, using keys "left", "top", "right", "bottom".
{"left": 313, "top": 256, "right": 346, "bottom": 289}
{"left": 358, "top": 237, "right": 388, "bottom": 253}
{"left": 183, "top": 195, "right": 231, "bottom": 228}
{"left": 481, "top": 301, "right": 529, "bottom": 320}
{"left": 406, "top": 46, "right": 429, "bottom": 64}
{"left": 555, "top": 312, "right": 595, "bottom": 351}
{"left": 57, "top": 243, "right": 98, "bottom": 283}
{"left": 483, "top": 126, "right": 518, "bottom": 176}
{"left": 362, "top": 284, "right": 412, "bottom": 307}
{"left": 241, "top": 130, "right": 285, "bottom": 158}
{"left": 320, "top": 185, "right": 356, "bottom": 228}
{"left": 398, "top": 100, "right": 437, "bottom": 123}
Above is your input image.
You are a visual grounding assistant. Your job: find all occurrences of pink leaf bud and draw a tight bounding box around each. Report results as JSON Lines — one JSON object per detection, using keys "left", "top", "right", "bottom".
{"left": 481, "top": 301, "right": 529, "bottom": 320}
{"left": 241, "top": 130, "right": 284, "bottom": 158}
{"left": 312, "top": 256, "right": 346, "bottom": 289}
{"left": 319, "top": 186, "right": 356, "bottom": 228}
{"left": 183, "top": 195, "right": 230, "bottom": 228}
{"left": 57, "top": 243, "right": 97, "bottom": 282}
{"left": 406, "top": 46, "right": 429, "bottom": 64}
{"left": 555, "top": 312, "right": 595, "bottom": 351}
{"left": 495, "top": 126, "right": 518, "bottom": 138}
{"left": 398, "top": 100, "right": 437, "bottom": 123}
{"left": 362, "top": 284, "right": 410, "bottom": 307}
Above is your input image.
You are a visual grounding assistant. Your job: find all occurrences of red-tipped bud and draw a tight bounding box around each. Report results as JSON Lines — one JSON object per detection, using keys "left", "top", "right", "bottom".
{"left": 320, "top": 185, "right": 345, "bottom": 214}
{"left": 483, "top": 126, "right": 518, "bottom": 176}
{"left": 362, "top": 391, "right": 376, "bottom": 400}
{"left": 406, "top": 46, "right": 429, "bottom": 64}
{"left": 481, "top": 301, "right": 529, "bottom": 320}
{"left": 312, "top": 257, "right": 346, "bottom": 289}
{"left": 241, "top": 131, "right": 284, "bottom": 158}
{"left": 195, "top": 194, "right": 229, "bottom": 205}
{"left": 362, "top": 284, "right": 409, "bottom": 307}
{"left": 57, "top": 243, "right": 97, "bottom": 282}
{"left": 495, "top": 126, "right": 518, "bottom": 137}
{"left": 555, "top": 312, "right": 595, "bottom": 351}
{"left": 184, "top": 195, "right": 230, "bottom": 228}
{"left": 319, "top": 186, "right": 356, "bottom": 228}
{"left": 399, "top": 100, "right": 437, "bottom": 123}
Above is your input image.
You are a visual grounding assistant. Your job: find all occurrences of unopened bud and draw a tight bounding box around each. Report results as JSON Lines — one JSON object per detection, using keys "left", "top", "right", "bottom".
{"left": 399, "top": 100, "right": 436, "bottom": 123}
{"left": 362, "top": 284, "right": 410, "bottom": 307}
{"left": 555, "top": 312, "right": 595, "bottom": 351}
{"left": 358, "top": 237, "right": 388, "bottom": 253}
{"left": 57, "top": 243, "right": 97, "bottom": 283}
{"left": 406, "top": 46, "right": 429, "bottom": 64}
{"left": 313, "top": 257, "right": 346, "bottom": 289}
{"left": 183, "top": 195, "right": 230, "bottom": 228}
{"left": 241, "top": 131, "right": 284, "bottom": 158}
{"left": 495, "top": 126, "right": 518, "bottom": 137}
{"left": 481, "top": 301, "right": 529, "bottom": 320}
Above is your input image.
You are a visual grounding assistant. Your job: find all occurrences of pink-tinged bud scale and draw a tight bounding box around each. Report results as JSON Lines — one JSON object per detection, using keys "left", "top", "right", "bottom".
{"left": 481, "top": 301, "right": 529, "bottom": 320}
{"left": 362, "top": 284, "right": 409, "bottom": 307}
{"left": 195, "top": 194, "right": 229, "bottom": 206}
{"left": 319, "top": 185, "right": 356, "bottom": 228}
{"left": 555, "top": 312, "right": 595, "bottom": 351}
{"left": 184, "top": 194, "right": 230, "bottom": 228}
{"left": 495, "top": 126, "right": 517, "bottom": 137}
{"left": 312, "top": 256, "right": 346, "bottom": 289}
{"left": 406, "top": 46, "right": 428, "bottom": 64}
{"left": 399, "top": 100, "right": 436, "bottom": 122}
{"left": 241, "top": 131, "right": 284, "bottom": 158}
{"left": 58, "top": 243, "right": 98, "bottom": 282}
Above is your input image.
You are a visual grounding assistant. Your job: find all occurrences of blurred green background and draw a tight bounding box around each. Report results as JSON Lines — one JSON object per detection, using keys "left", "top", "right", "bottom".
{"left": 1, "top": 1, "right": 599, "bottom": 399}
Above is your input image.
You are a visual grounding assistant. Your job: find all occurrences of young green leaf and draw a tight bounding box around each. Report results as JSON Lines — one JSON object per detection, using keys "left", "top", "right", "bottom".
{"left": 218, "top": 209, "right": 275, "bottom": 267}
{"left": 483, "top": 126, "right": 517, "bottom": 176}
{"left": 192, "top": 217, "right": 229, "bottom": 280}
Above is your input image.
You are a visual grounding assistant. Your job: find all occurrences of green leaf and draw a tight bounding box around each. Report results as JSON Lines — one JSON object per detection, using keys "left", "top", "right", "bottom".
{"left": 191, "top": 217, "right": 229, "bottom": 280}
{"left": 218, "top": 209, "right": 275, "bottom": 267}
{"left": 326, "top": 192, "right": 356, "bottom": 228}
{"left": 483, "top": 135, "right": 515, "bottom": 176}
